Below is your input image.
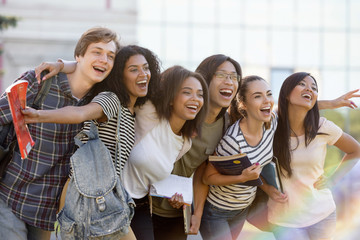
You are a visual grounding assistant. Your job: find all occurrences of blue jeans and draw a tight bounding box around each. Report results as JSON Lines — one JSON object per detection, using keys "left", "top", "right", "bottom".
{"left": 200, "top": 200, "right": 248, "bottom": 240}
{"left": 0, "top": 198, "right": 51, "bottom": 240}
{"left": 272, "top": 211, "right": 337, "bottom": 240}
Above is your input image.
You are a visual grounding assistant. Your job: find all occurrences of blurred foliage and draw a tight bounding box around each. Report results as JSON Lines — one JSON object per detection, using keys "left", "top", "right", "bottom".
{"left": 0, "top": 15, "right": 18, "bottom": 31}
{"left": 321, "top": 109, "right": 360, "bottom": 175}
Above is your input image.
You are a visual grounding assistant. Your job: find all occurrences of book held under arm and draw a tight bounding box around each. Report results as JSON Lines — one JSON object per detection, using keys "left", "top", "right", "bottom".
{"left": 183, "top": 204, "right": 192, "bottom": 235}
{"left": 209, "top": 153, "right": 263, "bottom": 186}
{"left": 260, "top": 156, "right": 283, "bottom": 193}
{"left": 5, "top": 80, "right": 35, "bottom": 159}
{"left": 149, "top": 174, "right": 193, "bottom": 205}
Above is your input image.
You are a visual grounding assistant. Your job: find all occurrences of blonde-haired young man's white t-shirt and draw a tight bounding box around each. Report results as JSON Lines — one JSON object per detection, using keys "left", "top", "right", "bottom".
{"left": 268, "top": 117, "right": 343, "bottom": 227}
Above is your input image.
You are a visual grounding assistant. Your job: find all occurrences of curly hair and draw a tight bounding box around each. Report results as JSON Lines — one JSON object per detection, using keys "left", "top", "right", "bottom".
{"left": 94, "top": 45, "right": 161, "bottom": 107}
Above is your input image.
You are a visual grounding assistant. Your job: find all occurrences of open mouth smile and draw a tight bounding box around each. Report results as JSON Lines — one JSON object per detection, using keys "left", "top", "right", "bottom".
{"left": 302, "top": 93, "right": 312, "bottom": 100}
{"left": 219, "top": 89, "right": 233, "bottom": 98}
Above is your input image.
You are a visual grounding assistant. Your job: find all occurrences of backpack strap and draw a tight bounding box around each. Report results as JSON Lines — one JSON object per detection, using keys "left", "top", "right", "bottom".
{"left": 0, "top": 125, "right": 11, "bottom": 146}
{"left": 32, "top": 72, "right": 52, "bottom": 110}
{"left": 223, "top": 111, "right": 231, "bottom": 134}
{"left": 114, "top": 103, "right": 122, "bottom": 176}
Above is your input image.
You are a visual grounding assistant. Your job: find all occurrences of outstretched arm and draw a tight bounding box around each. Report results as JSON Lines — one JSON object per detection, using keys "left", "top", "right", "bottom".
{"left": 22, "top": 102, "right": 105, "bottom": 124}
{"left": 318, "top": 89, "right": 359, "bottom": 110}
{"left": 35, "top": 59, "right": 77, "bottom": 83}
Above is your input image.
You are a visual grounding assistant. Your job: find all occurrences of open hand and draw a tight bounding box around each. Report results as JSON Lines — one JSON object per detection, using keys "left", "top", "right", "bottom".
{"left": 168, "top": 192, "right": 185, "bottom": 209}
{"left": 35, "top": 61, "right": 64, "bottom": 83}
{"left": 242, "top": 163, "right": 261, "bottom": 181}
{"left": 332, "top": 89, "right": 360, "bottom": 109}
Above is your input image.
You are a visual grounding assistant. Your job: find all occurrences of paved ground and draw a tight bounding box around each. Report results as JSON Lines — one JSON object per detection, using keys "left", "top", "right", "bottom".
{"left": 187, "top": 222, "right": 275, "bottom": 240}
{"left": 51, "top": 163, "right": 360, "bottom": 240}
{"left": 51, "top": 222, "right": 275, "bottom": 240}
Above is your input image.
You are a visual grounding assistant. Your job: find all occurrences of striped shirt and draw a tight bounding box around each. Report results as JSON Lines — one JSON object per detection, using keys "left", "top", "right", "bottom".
{"left": 0, "top": 70, "right": 91, "bottom": 231}
{"left": 82, "top": 92, "right": 135, "bottom": 175}
{"left": 207, "top": 113, "right": 278, "bottom": 210}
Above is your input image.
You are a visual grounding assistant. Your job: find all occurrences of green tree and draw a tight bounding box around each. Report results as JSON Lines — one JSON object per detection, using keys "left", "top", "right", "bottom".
{"left": 0, "top": 15, "right": 18, "bottom": 91}
{"left": 0, "top": 15, "right": 18, "bottom": 31}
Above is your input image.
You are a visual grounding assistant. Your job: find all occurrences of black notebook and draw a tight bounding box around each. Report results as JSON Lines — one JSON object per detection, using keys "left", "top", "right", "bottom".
{"left": 209, "top": 153, "right": 263, "bottom": 186}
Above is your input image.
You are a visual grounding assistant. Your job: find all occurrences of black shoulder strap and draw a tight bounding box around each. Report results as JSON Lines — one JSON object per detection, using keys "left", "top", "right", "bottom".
{"left": 0, "top": 124, "right": 12, "bottom": 145}
{"left": 32, "top": 72, "right": 52, "bottom": 109}
{"left": 223, "top": 111, "right": 231, "bottom": 134}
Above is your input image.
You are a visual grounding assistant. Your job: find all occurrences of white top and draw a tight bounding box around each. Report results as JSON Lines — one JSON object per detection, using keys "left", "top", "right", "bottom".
{"left": 208, "top": 113, "right": 278, "bottom": 210}
{"left": 123, "top": 101, "right": 191, "bottom": 199}
{"left": 268, "top": 117, "right": 343, "bottom": 227}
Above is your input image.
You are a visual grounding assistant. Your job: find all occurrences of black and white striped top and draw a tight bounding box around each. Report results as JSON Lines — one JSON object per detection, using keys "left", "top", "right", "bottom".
{"left": 82, "top": 92, "right": 135, "bottom": 176}
{"left": 207, "top": 113, "right": 278, "bottom": 210}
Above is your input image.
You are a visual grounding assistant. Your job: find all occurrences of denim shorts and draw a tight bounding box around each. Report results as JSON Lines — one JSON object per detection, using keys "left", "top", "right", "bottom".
{"left": 272, "top": 210, "right": 337, "bottom": 240}
{"left": 200, "top": 200, "right": 248, "bottom": 240}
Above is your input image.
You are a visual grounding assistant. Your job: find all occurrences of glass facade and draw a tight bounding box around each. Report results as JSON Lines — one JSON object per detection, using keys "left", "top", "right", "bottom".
{"left": 137, "top": 0, "right": 360, "bottom": 237}
{"left": 137, "top": 0, "right": 360, "bottom": 102}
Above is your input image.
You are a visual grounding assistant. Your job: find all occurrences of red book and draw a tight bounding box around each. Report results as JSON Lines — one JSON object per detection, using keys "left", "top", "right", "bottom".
{"left": 5, "top": 80, "right": 35, "bottom": 159}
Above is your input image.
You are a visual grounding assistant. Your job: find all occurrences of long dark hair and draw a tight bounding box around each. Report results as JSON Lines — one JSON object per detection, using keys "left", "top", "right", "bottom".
{"left": 195, "top": 54, "right": 242, "bottom": 120}
{"left": 153, "top": 65, "right": 209, "bottom": 138}
{"left": 93, "top": 45, "right": 161, "bottom": 107}
{"left": 273, "top": 72, "right": 320, "bottom": 177}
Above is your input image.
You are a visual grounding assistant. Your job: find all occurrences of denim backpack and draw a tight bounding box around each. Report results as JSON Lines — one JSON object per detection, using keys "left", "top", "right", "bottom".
{"left": 57, "top": 104, "right": 135, "bottom": 239}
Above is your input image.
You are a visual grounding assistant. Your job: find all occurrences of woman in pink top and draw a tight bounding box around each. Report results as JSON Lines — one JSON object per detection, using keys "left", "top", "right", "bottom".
{"left": 269, "top": 72, "right": 360, "bottom": 240}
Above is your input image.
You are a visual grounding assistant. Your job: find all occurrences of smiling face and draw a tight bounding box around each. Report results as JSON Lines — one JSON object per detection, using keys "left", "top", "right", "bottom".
{"left": 123, "top": 54, "right": 151, "bottom": 104}
{"left": 242, "top": 80, "right": 274, "bottom": 123}
{"left": 288, "top": 75, "right": 318, "bottom": 111}
{"left": 76, "top": 41, "right": 117, "bottom": 85}
{"left": 208, "top": 61, "right": 239, "bottom": 111}
{"left": 171, "top": 76, "right": 204, "bottom": 124}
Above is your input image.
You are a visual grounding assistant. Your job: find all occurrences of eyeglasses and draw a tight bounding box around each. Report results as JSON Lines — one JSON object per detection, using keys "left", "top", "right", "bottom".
{"left": 214, "top": 72, "right": 241, "bottom": 83}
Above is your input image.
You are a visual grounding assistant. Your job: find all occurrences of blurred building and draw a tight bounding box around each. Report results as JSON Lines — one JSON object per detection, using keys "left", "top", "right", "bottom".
{"left": 136, "top": 0, "right": 360, "bottom": 103}
{"left": 1, "top": 1, "right": 360, "bottom": 238}
{"left": 1, "top": 0, "right": 360, "bottom": 101}
{"left": 0, "top": 0, "right": 137, "bottom": 92}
